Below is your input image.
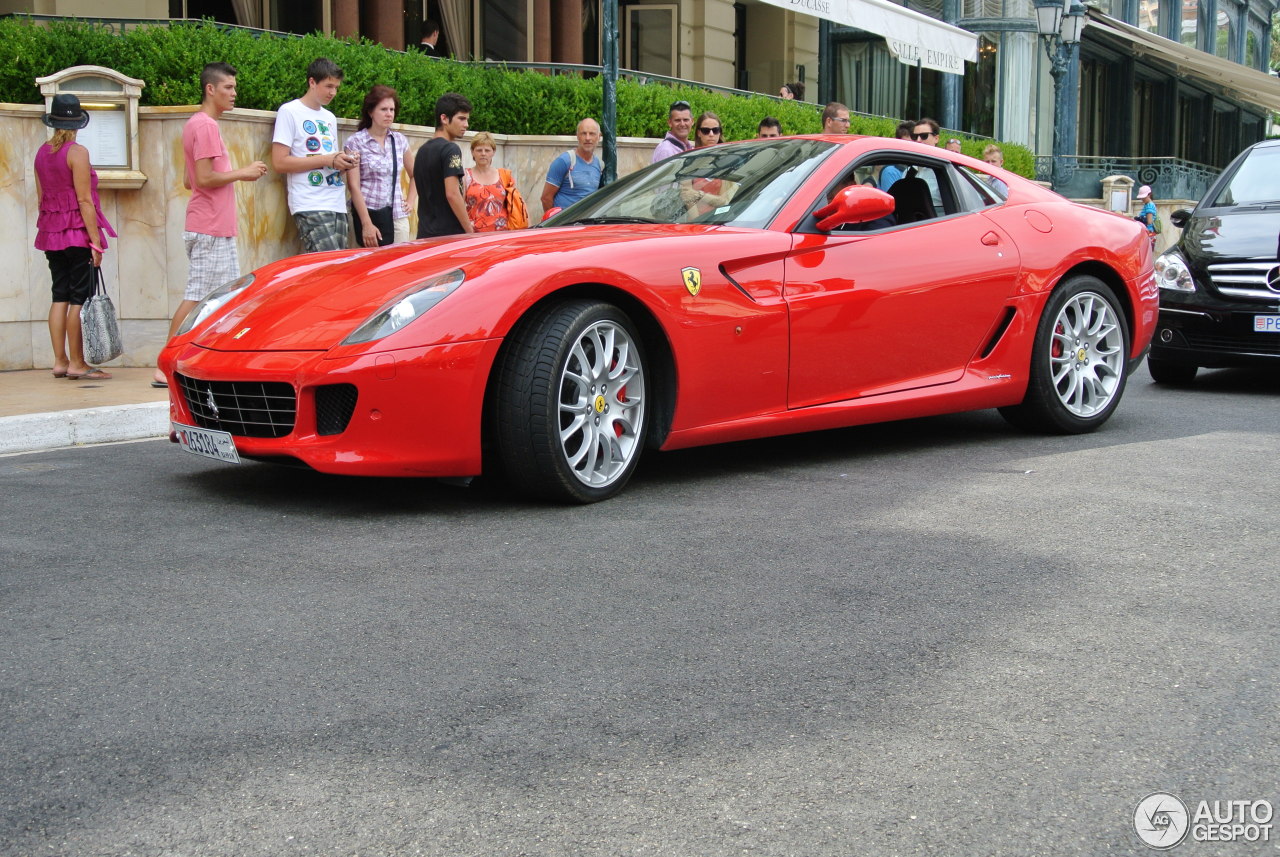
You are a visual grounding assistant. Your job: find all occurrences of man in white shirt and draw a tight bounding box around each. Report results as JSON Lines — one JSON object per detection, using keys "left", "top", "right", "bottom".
{"left": 271, "top": 57, "right": 358, "bottom": 253}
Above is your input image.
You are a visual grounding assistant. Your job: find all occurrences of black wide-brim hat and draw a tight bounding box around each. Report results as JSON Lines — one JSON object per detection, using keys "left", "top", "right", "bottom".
{"left": 42, "top": 93, "right": 90, "bottom": 130}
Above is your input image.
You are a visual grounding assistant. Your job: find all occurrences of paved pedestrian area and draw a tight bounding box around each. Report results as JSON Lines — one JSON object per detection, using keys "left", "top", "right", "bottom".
{"left": 0, "top": 368, "right": 170, "bottom": 455}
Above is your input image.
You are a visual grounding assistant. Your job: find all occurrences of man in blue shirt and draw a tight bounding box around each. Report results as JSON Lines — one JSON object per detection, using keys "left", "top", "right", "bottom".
{"left": 541, "top": 117, "right": 602, "bottom": 215}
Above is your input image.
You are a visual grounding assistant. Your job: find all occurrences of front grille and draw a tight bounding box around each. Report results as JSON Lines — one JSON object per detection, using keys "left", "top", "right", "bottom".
{"left": 176, "top": 373, "right": 296, "bottom": 438}
{"left": 1207, "top": 262, "right": 1280, "bottom": 300}
{"left": 314, "top": 384, "right": 358, "bottom": 436}
{"left": 1183, "top": 331, "right": 1280, "bottom": 356}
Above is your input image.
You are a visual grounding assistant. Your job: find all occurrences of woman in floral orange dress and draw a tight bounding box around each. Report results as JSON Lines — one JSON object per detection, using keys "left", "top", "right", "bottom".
{"left": 462, "top": 132, "right": 511, "bottom": 232}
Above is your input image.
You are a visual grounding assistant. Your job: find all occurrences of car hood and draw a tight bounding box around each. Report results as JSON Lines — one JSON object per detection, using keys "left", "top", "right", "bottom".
{"left": 194, "top": 226, "right": 726, "bottom": 352}
{"left": 1181, "top": 207, "right": 1280, "bottom": 265}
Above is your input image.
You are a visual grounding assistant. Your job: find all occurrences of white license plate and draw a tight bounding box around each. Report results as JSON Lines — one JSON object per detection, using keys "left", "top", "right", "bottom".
{"left": 174, "top": 422, "right": 240, "bottom": 464}
{"left": 1255, "top": 315, "right": 1280, "bottom": 332}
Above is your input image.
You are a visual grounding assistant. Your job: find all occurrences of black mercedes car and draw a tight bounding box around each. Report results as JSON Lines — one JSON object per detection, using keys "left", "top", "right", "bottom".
{"left": 1148, "top": 138, "right": 1280, "bottom": 383}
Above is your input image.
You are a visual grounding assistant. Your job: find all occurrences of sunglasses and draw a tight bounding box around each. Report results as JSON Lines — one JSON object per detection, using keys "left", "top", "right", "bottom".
{"left": 698, "top": 126, "right": 721, "bottom": 134}
{"left": 670, "top": 100, "right": 691, "bottom": 111}
{"left": 911, "top": 132, "right": 935, "bottom": 140}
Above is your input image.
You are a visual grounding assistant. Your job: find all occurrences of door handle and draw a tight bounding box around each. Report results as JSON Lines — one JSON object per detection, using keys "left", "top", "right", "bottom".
{"left": 981, "top": 231, "right": 1000, "bottom": 246}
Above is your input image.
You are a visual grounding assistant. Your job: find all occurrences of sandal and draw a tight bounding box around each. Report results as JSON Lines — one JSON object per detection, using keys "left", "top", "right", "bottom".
{"left": 66, "top": 368, "right": 113, "bottom": 380}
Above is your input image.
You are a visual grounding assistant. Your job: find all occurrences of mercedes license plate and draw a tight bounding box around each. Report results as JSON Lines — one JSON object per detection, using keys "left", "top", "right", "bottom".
{"left": 174, "top": 422, "right": 240, "bottom": 464}
{"left": 1254, "top": 315, "right": 1280, "bottom": 333}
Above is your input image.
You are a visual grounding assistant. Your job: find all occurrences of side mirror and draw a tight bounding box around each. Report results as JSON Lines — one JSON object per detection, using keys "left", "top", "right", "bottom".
{"left": 1170, "top": 209, "right": 1192, "bottom": 229}
{"left": 813, "top": 185, "right": 896, "bottom": 231}
{"left": 542, "top": 207, "right": 562, "bottom": 222}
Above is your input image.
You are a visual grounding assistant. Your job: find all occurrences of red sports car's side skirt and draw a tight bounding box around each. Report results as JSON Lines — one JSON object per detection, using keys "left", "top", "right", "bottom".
{"left": 661, "top": 369, "right": 1026, "bottom": 451}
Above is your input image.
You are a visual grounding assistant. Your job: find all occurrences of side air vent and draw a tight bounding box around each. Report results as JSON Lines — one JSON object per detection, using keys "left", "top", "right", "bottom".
{"left": 315, "top": 384, "right": 358, "bottom": 436}
{"left": 980, "top": 307, "right": 1017, "bottom": 358}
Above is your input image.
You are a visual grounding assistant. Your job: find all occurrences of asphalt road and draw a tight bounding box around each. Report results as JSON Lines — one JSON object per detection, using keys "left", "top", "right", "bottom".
{"left": 3, "top": 367, "right": 1278, "bottom": 856}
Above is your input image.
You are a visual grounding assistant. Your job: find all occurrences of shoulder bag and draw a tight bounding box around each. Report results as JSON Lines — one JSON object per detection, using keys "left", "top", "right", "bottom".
{"left": 500, "top": 169, "right": 530, "bottom": 229}
{"left": 81, "top": 266, "right": 124, "bottom": 365}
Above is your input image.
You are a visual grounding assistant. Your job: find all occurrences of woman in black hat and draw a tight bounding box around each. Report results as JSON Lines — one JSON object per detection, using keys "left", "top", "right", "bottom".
{"left": 34, "top": 93, "right": 117, "bottom": 380}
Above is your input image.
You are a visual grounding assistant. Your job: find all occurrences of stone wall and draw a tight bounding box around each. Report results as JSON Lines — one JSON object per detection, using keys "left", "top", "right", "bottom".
{"left": 1, "top": 103, "right": 657, "bottom": 371}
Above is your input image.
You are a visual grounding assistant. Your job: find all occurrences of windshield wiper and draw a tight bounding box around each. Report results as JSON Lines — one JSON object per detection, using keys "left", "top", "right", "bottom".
{"left": 566, "top": 216, "right": 661, "bottom": 225}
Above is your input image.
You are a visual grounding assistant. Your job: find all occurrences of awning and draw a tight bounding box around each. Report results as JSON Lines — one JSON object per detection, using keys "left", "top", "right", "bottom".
{"left": 1086, "top": 11, "right": 1280, "bottom": 113}
{"left": 756, "top": 0, "right": 979, "bottom": 75}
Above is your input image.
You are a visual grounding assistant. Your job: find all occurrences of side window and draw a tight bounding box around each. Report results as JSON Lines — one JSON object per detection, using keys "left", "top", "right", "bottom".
{"left": 886, "top": 162, "right": 953, "bottom": 224}
{"left": 955, "top": 165, "right": 1006, "bottom": 207}
{"left": 802, "top": 156, "right": 968, "bottom": 233}
{"left": 957, "top": 167, "right": 1003, "bottom": 211}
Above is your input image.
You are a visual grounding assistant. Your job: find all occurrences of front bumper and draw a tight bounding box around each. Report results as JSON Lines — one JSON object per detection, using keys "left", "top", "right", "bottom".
{"left": 1150, "top": 296, "right": 1280, "bottom": 368}
{"left": 160, "top": 338, "right": 502, "bottom": 477}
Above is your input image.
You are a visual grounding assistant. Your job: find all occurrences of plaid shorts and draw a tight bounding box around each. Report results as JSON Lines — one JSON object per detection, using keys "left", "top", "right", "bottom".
{"left": 293, "top": 210, "right": 350, "bottom": 254}
{"left": 184, "top": 232, "right": 240, "bottom": 301}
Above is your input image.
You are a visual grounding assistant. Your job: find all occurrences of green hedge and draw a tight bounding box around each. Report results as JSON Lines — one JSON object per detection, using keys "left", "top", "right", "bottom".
{"left": 0, "top": 16, "right": 1034, "bottom": 176}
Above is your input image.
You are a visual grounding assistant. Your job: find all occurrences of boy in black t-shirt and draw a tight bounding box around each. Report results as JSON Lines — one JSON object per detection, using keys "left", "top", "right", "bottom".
{"left": 414, "top": 92, "right": 474, "bottom": 238}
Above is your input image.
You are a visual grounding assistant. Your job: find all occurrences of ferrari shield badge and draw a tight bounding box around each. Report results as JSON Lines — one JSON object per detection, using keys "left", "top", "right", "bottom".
{"left": 682, "top": 266, "right": 701, "bottom": 297}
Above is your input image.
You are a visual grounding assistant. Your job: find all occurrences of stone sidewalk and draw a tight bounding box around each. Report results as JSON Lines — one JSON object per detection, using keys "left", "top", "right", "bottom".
{"left": 0, "top": 368, "right": 170, "bottom": 455}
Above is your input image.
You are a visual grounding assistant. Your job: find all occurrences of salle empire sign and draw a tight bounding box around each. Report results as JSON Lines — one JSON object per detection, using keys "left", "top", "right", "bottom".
{"left": 779, "top": 0, "right": 835, "bottom": 12}
{"left": 886, "top": 38, "right": 967, "bottom": 73}
{"left": 760, "top": 0, "right": 976, "bottom": 75}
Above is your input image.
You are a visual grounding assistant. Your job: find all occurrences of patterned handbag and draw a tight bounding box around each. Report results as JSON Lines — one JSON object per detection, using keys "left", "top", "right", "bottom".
{"left": 80, "top": 266, "right": 124, "bottom": 365}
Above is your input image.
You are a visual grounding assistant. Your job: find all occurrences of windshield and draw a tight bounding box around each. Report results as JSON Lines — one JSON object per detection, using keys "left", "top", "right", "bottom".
{"left": 542, "top": 138, "right": 838, "bottom": 229}
{"left": 1209, "top": 145, "right": 1280, "bottom": 206}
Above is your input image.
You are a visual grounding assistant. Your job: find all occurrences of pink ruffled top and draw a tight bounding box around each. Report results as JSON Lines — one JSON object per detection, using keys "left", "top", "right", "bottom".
{"left": 34, "top": 142, "right": 116, "bottom": 252}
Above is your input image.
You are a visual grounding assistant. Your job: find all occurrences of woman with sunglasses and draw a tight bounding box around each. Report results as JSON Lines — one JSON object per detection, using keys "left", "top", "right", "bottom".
{"left": 684, "top": 111, "right": 734, "bottom": 217}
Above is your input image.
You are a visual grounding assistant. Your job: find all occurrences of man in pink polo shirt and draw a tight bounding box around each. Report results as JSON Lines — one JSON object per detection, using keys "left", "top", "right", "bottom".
{"left": 154, "top": 61, "right": 267, "bottom": 386}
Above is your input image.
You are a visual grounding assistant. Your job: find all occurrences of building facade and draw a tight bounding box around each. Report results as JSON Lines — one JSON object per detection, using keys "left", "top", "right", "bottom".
{"left": 7, "top": 0, "right": 1279, "bottom": 189}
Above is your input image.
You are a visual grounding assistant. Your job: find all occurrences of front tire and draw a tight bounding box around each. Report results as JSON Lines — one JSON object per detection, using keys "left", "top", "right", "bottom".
{"left": 1147, "top": 355, "right": 1198, "bottom": 385}
{"left": 1000, "top": 276, "right": 1130, "bottom": 434}
{"left": 493, "top": 300, "right": 648, "bottom": 503}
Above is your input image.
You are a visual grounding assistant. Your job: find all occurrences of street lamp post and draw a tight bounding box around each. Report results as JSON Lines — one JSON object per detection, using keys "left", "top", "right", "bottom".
{"left": 601, "top": 0, "right": 619, "bottom": 185}
{"left": 1034, "top": 0, "right": 1087, "bottom": 191}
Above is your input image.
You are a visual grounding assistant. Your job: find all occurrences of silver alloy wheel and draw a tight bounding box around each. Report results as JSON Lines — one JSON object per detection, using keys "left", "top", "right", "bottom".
{"left": 557, "top": 319, "right": 646, "bottom": 488}
{"left": 1048, "top": 290, "right": 1125, "bottom": 417}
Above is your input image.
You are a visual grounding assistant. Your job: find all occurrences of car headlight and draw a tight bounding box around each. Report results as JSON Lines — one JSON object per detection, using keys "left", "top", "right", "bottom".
{"left": 342, "top": 269, "right": 465, "bottom": 345}
{"left": 176, "top": 273, "right": 255, "bottom": 335}
{"left": 1153, "top": 250, "right": 1195, "bottom": 293}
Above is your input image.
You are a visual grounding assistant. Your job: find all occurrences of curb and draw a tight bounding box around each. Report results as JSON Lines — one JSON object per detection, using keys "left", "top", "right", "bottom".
{"left": 0, "top": 402, "right": 170, "bottom": 455}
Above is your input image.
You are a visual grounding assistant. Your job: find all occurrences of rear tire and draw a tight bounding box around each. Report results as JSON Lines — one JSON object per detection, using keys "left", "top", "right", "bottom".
{"left": 999, "top": 275, "right": 1130, "bottom": 434}
{"left": 1147, "top": 355, "right": 1198, "bottom": 385}
{"left": 492, "top": 300, "right": 648, "bottom": 503}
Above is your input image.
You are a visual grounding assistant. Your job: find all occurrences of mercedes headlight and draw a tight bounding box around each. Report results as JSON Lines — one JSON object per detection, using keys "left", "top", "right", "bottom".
{"left": 343, "top": 269, "right": 465, "bottom": 345}
{"left": 176, "top": 274, "right": 255, "bottom": 335}
{"left": 1153, "top": 250, "right": 1195, "bottom": 293}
